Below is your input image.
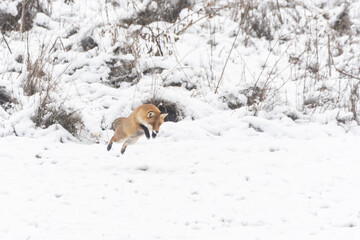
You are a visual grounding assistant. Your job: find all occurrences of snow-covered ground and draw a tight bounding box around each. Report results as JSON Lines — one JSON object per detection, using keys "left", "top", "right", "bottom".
{"left": 1, "top": 113, "right": 360, "bottom": 240}
{"left": 1, "top": 0, "right": 360, "bottom": 239}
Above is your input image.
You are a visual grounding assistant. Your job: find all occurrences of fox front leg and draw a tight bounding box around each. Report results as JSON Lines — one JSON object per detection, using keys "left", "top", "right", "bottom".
{"left": 139, "top": 124, "right": 150, "bottom": 139}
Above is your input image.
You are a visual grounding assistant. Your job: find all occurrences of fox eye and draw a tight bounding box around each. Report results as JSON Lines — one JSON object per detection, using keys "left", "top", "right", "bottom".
{"left": 147, "top": 111, "right": 154, "bottom": 118}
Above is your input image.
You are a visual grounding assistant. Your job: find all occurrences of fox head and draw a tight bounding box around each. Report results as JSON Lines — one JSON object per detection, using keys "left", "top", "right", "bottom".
{"left": 146, "top": 110, "right": 168, "bottom": 133}
{"left": 136, "top": 104, "right": 168, "bottom": 136}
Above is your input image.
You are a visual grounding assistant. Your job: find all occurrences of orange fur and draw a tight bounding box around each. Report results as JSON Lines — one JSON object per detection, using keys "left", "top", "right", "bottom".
{"left": 107, "top": 104, "right": 168, "bottom": 154}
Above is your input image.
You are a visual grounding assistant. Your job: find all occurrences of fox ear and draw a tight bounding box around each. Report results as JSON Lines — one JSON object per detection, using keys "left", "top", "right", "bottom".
{"left": 160, "top": 113, "right": 168, "bottom": 119}
{"left": 147, "top": 111, "right": 154, "bottom": 118}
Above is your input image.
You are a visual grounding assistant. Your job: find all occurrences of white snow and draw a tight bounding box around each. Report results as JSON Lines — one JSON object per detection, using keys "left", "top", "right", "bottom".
{"left": 1, "top": 113, "right": 360, "bottom": 240}
{"left": 1, "top": 0, "right": 360, "bottom": 239}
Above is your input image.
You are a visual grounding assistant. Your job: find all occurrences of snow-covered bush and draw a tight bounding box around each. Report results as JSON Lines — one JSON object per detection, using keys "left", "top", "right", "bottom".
{"left": 106, "top": 58, "right": 137, "bottom": 87}
{"left": 32, "top": 95, "right": 84, "bottom": 137}
{"left": 121, "top": 0, "right": 192, "bottom": 26}
{"left": 1, "top": 0, "right": 360, "bottom": 142}
{"left": 80, "top": 36, "right": 98, "bottom": 51}
{"left": 0, "top": 6, "right": 18, "bottom": 32}
{"left": 0, "top": 87, "right": 15, "bottom": 112}
{"left": 0, "top": 0, "right": 46, "bottom": 33}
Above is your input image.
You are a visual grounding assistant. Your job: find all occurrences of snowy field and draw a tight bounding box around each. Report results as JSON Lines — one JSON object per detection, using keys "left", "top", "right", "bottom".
{"left": 1, "top": 113, "right": 360, "bottom": 240}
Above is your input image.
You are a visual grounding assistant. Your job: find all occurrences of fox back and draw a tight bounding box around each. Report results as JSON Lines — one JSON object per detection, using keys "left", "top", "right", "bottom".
{"left": 111, "top": 117, "right": 125, "bottom": 130}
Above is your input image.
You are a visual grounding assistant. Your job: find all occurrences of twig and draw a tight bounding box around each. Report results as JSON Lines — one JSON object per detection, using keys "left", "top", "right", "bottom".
{"left": 145, "top": 26, "right": 163, "bottom": 56}
{"left": 48, "top": 37, "right": 66, "bottom": 53}
{"left": 333, "top": 65, "right": 360, "bottom": 81}
{"left": 327, "top": 34, "right": 331, "bottom": 77}
{"left": 20, "top": 0, "right": 31, "bottom": 37}
{"left": 176, "top": 15, "right": 207, "bottom": 35}
{"left": 214, "top": 4, "right": 250, "bottom": 94}
{"left": 330, "top": 52, "right": 360, "bottom": 81}
{"left": 171, "top": 44, "right": 193, "bottom": 87}
{"left": 1, "top": 32, "right": 12, "bottom": 54}
{"left": 105, "top": 0, "right": 109, "bottom": 25}
{"left": 276, "top": 0, "right": 283, "bottom": 24}
{"left": 168, "top": 4, "right": 234, "bottom": 34}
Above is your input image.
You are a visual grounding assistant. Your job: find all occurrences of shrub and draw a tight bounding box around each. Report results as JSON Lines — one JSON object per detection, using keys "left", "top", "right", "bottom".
{"left": 0, "top": 0, "right": 45, "bottom": 33}
{"left": 331, "top": 4, "right": 351, "bottom": 35}
{"left": 0, "top": 9, "right": 18, "bottom": 33}
{"left": 80, "top": 36, "right": 98, "bottom": 51}
{"left": 106, "top": 58, "right": 137, "bottom": 87}
{"left": 122, "top": 0, "right": 192, "bottom": 26}
{"left": 32, "top": 96, "right": 84, "bottom": 136}
{"left": 0, "top": 87, "right": 15, "bottom": 111}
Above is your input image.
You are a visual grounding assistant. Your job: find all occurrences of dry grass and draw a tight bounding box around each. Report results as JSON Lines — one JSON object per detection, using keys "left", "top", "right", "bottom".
{"left": 23, "top": 56, "right": 47, "bottom": 96}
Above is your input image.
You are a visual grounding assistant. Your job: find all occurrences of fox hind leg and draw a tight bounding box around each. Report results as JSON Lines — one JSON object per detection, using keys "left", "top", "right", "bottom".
{"left": 121, "top": 141, "right": 128, "bottom": 154}
{"left": 107, "top": 135, "right": 123, "bottom": 151}
{"left": 107, "top": 142, "right": 113, "bottom": 151}
{"left": 107, "top": 136, "right": 117, "bottom": 151}
{"left": 121, "top": 136, "right": 140, "bottom": 154}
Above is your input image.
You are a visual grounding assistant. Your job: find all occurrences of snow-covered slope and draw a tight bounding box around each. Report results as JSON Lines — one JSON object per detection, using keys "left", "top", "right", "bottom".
{"left": 1, "top": 0, "right": 360, "bottom": 140}
{"left": 1, "top": 0, "right": 360, "bottom": 239}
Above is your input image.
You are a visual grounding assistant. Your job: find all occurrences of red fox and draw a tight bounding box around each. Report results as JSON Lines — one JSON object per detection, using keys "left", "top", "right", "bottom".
{"left": 107, "top": 104, "right": 168, "bottom": 154}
